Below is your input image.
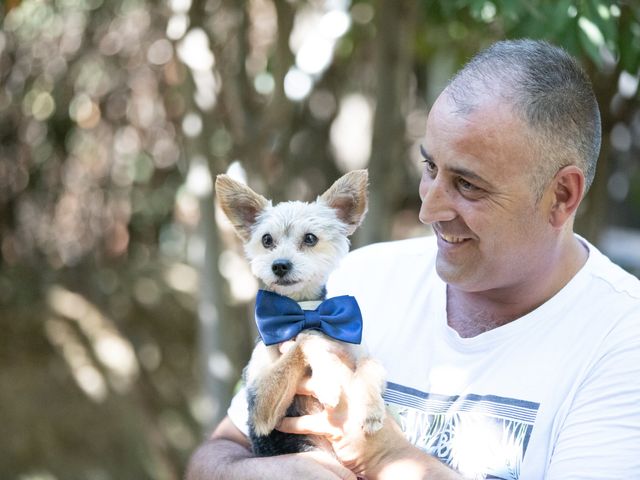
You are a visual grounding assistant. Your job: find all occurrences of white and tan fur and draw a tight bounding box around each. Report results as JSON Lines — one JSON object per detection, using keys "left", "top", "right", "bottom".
{"left": 215, "top": 170, "right": 386, "bottom": 453}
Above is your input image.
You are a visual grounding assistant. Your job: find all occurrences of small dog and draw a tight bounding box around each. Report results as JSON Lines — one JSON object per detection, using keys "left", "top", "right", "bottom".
{"left": 215, "top": 170, "right": 386, "bottom": 456}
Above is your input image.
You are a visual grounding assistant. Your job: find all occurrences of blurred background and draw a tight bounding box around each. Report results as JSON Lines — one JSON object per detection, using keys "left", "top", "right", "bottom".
{"left": 1, "top": 0, "right": 639, "bottom": 478}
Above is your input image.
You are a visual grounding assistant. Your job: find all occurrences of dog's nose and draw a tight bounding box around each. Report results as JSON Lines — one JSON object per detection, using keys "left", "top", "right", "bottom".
{"left": 271, "top": 259, "right": 292, "bottom": 277}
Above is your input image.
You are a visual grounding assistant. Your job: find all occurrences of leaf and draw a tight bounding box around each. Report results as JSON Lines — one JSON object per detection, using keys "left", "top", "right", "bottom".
{"left": 547, "top": 0, "right": 575, "bottom": 35}
{"left": 582, "top": 0, "right": 618, "bottom": 54}
{"left": 558, "top": 18, "right": 584, "bottom": 58}
{"left": 618, "top": 11, "right": 640, "bottom": 73}
{"left": 577, "top": 15, "right": 606, "bottom": 68}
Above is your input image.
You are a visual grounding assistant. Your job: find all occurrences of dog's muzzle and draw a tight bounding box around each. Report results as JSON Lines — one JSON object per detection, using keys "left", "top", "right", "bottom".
{"left": 272, "top": 259, "right": 292, "bottom": 278}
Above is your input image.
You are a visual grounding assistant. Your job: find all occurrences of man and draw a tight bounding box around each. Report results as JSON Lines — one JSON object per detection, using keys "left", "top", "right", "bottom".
{"left": 186, "top": 39, "right": 640, "bottom": 479}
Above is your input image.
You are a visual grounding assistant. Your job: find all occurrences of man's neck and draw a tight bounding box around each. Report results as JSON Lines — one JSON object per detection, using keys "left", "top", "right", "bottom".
{"left": 446, "top": 235, "right": 589, "bottom": 338}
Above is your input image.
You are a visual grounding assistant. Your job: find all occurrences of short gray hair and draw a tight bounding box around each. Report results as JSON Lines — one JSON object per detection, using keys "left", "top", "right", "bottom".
{"left": 447, "top": 39, "right": 601, "bottom": 197}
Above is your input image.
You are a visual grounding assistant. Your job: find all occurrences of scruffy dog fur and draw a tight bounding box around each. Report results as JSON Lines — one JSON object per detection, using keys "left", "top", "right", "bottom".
{"left": 215, "top": 170, "right": 386, "bottom": 456}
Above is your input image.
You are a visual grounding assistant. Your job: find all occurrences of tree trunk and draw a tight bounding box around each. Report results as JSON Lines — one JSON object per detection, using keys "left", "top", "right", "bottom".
{"left": 360, "top": 0, "right": 418, "bottom": 245}
{"left": 574, "top": 65, "right": 620, "bottom": 244}
{"left": 185, "top": 0, "right": 256, "bottom": 431}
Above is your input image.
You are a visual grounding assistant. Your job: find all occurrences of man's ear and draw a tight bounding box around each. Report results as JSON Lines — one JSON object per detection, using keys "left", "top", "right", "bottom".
{"left": 548, "top": 165, "right": 585, "bottom": 228}
{"left": 319, "top": 170, "right": 369, "bottom": 235}
{"left": 215, "top": 174, "right": 269, "bottom": 241}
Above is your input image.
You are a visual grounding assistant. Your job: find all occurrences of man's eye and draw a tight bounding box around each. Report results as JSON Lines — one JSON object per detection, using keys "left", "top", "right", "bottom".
{"left": 457, "top": 177, "right": 479, "bottom": 192}
{"left": 303, "top": 233, "right": 318, "bottom": 247}
{"left": 262, "top": 234, "right": 274, "bottom": 248}
{"left": 423, "top": 160, "right": 437, "bottom": 176}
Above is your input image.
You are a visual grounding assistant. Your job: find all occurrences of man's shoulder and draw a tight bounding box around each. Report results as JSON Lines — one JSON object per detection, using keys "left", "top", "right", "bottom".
{"left": 584, "top": 238, "right": 640, "bottom": 302}
{"left": 578, "top": 239, "right": 640, "bottom": 340}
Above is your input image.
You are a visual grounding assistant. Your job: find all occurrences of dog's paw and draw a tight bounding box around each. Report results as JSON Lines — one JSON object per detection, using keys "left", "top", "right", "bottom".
{"left": 361, "top": 396, "right": 386, "bottom": 435}
{"left": 362, "top": 410, "right": 385, "bottom": 435}
{"left": 247, "top": 388, "right": 280, "bottom": 436}
{"left": 251, "top": 403, "right": 281, "bottom": 436}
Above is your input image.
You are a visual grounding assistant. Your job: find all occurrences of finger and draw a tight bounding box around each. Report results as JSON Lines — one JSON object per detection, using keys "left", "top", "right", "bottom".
{"left": 277, "top": 413, "right": 342, "bottom": 438}
{"left": 296, "top": 376, "right": 317, "bottom": 396}
{"left": 300, "top": 451, "right": 357, "bottom": 480}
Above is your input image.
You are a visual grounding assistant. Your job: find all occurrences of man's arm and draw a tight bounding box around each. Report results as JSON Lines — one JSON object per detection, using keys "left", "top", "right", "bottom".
{"left": 184, "top": 417, "right": 253, "bottom": 480}
{"left": 185, "top": 415, "right": 358, "bottom": 480}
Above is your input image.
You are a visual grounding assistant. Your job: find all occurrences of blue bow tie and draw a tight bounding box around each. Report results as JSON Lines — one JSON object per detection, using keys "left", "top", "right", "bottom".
{"left": 254, "top": 289, "right": 363, "bottom": 346}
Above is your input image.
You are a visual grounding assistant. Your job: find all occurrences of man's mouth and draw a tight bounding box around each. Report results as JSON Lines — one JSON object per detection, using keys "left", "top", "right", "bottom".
{"left": 439, "top": 233, "right": 469, "bottom": 244}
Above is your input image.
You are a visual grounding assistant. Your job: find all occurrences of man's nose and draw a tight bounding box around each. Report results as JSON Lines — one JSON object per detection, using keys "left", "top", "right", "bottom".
{"left": 418, "top": 177, "right": 457, "bottom": 225}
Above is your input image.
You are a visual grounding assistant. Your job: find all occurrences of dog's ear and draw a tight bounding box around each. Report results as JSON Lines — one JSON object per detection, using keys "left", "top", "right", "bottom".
{"left": 320, "top": 169, "right": 368, "bottom": 235}
{"left": 215, "top": 174, "right": 269, "bottom": 241}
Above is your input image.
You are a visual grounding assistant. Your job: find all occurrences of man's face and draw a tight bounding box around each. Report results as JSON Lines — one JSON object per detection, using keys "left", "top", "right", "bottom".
{"left": 419, "top": 92, "right": 556, "bottom": 294}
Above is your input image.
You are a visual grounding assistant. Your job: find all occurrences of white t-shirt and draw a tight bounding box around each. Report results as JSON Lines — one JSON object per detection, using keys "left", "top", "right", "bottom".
{"left": 228, "top": 235, "right": 640, "bottom": 480}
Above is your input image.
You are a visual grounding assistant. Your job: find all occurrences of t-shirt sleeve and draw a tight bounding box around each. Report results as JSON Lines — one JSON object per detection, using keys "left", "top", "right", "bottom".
{"left": 227, "top": 386, "right": 250, "bottom": 438}
{"left": 546, "top": 319, "right": 640, "bottom": 479}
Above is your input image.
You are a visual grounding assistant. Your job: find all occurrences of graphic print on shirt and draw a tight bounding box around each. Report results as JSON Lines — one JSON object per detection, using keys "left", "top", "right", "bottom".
{"left": 384, "top": 382, "right": 540, "bottom": 480}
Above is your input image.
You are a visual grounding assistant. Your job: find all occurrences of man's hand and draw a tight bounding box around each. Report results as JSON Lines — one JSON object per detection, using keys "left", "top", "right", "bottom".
{"left": 186, "top": 416, "right": 357, "bottom": 480}
{"left": 276, "top": 377, "right": 463, "bottom": 480}
{"left": 275, "top": 377, "right": 415, "bottom": 477}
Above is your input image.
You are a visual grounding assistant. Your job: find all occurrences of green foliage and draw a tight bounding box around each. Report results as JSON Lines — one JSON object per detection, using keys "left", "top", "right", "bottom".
{"left": 420, "top": 0, "right": 640, "bottom": 73}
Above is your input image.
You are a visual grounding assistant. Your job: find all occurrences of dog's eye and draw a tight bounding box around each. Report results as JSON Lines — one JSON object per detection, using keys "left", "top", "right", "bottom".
{"left": 262, "top": 234, "right": 274, "bottom": 248}
{"left": 303, "top": 233, "right": 318, "bottom": 247}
